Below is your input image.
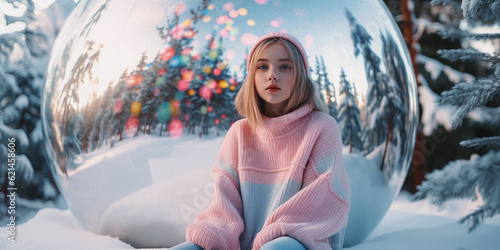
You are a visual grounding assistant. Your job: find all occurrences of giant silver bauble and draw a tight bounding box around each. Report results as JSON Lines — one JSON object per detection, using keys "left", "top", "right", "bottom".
{"left": 42, "top": 0, "right": 417, "bottom": 247}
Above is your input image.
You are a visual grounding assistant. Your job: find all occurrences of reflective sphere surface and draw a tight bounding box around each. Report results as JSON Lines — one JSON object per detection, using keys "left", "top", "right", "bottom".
{"left": 42, "top": 0, "right": 417, "bottom": 247}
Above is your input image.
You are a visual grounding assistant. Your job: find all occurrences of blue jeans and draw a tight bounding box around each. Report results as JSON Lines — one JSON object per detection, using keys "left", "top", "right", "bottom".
{"left": 170, "top": 236, "right": 306, "bottom": 250}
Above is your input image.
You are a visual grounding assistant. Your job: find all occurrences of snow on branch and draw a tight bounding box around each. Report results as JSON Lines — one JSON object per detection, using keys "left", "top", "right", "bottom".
{"left": 417, "top": 0, "right": 500, "bottom": 234}
{"left": 417, "top": 75, "right": 454, "bottom": 135}
{"left": 413, "top": 157, "right": 481, "bottom": 207}
{"left": 460, "top": 136, "right": 500, "bottom": 151}
{"left": 438, "top": 78, "right": 500, "bottom": 129}
{"left": 418, "top": 54, "right": 475, "bottom": 82}
{"left": 4, "top": 14, "right": 33, "bottom": 26}
{"left": 437, "top": 29, "right": 500, "bottom": 41}
{"left": 430, "top": 0, "right": 458, "bottom": 5}
{"left": 414, "top": 150, "right": 500, "bottom": 233}
{"left": 459, "top": 204, "right": 500, "bottom": 232}
{"left": 430, "top": 0, "right": 461, "bottom": 8}
{"left": 413, "top": 17, "right": 450, "bottom": 37}
{"left": 437, "top": 49, "right": 496, "bottom": 63}
{"left": 3, "top": 0, "right": 35, "bottom": 25}
{"left": 0, "top": 32, "right": 32, "bottom": 62}
{"left": 460, "top": 0, "right": 500, "bottom": 25}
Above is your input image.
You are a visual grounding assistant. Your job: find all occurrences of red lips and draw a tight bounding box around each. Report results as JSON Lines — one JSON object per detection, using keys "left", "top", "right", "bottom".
{"left": 266, "top": 84, "right": 281, "bottom": 91}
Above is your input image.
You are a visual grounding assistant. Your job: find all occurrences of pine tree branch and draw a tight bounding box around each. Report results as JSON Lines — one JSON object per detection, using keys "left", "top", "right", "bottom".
{"left": 438, "top": 49, "right": 493, "bottom": 63}
{"left": 430, "top": 0, "right": 459, "bottom": 6}
{"left": 4, "top": 14, "right": 32, "bottom": 26}
{"left": 461, "top": 0, "right": 500, "bottom": 25}
{"left": 438, "top": 77, "right": 500, "bottom": 128}
{"left": 438, "top": 29, "right": 500, "bottom": 41}
{"left": 413, "top": 158, "right": 478, "bottom": 207}
{"left": 461, "top": 136, "right": 500, "bottom": 151}
{"left": 414, "top": 150, "right": 500, "bottom": 206}
{"left": 459, "top": 204, "right": 500, "bottom": 232}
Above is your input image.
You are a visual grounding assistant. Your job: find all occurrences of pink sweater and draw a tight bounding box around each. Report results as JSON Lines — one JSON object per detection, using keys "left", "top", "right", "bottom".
{"left": 186, "top": 104, "right": 351, "bottom": 250}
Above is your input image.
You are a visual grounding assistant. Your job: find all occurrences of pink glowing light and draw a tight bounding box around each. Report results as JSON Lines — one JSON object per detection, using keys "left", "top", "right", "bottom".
{"left": 241, "top": 33, "right": 259, "bottom": 45}
{"left": 168, "top": 119, "right": 184, "bottom": 139}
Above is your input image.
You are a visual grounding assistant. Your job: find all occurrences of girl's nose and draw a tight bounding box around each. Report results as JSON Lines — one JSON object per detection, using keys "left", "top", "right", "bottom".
{"left": 268, "top": 71, "right": 278, "bottom": 81}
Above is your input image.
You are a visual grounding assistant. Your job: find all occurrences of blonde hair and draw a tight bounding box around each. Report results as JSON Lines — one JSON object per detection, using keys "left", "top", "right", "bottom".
{"left": 234, "top": 37, "right": 327, "bottom": 130}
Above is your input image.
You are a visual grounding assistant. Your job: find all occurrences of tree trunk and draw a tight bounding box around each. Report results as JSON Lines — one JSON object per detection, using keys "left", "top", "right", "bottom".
{"left": 401, "top": 0, "right": 426, "bottom": 192}
{"left": 380, "top": 107, "right": 394, "bottom": 171}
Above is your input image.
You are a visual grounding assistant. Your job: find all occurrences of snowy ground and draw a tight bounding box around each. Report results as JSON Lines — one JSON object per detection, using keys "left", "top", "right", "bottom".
{"left": 1, "top": 191, "right": 499, "bottom": 250}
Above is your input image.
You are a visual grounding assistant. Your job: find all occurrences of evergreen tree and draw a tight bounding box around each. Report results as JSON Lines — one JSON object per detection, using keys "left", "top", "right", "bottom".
{"left": 379, "top": 32, "right": 408, "bottom": 174}
{"left": 346, "top": 9, "right": 388, "bottom": 154}
{"left": 186, "top": 34, "right": 216, "bottom": 136}
{"left": 136, "top": 53, "right": 157, "bottom": 135}
{"left": 211, "top": 37, "right": 239, "bottom": 134}
{"left": 152, "top": 2, "right": 208, "bottom": 136}
{"left": 337, "top": 69, "right": 363, "bottom": 154}
{"left": 315, "top": 56, "right": 338, "bottom": 120}
{"left": 381, "top": 30, "right": 409, "bottom": 104}
{"left": 314, "top": 57, "right": 325, "bottom": 104}
{"left": 1, "top": 0, "right": 75, "bottom": 221}
{"left": 58, "top": 41, "right": 101, "bottom": 168}
{"left": 93, "top": 82, "right": 115, "bottom": 147}
{"left": 190, "top": 35, "right": 235, "bottom": 136}
{"left": 110, "top": 70, "right": 130, "bottom": 141}
{"left": 414, "top": 0, "right": 500, "bottom": 232}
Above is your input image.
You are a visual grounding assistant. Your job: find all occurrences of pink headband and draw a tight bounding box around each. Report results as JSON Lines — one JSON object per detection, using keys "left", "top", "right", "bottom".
{"left": 247, "top": 32, "right": 309, "bottom": 74}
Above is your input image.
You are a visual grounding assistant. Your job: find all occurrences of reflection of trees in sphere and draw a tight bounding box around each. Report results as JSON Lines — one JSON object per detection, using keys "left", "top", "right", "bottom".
{"left": 41, "top": 0, "right": 417, "bottom": 247}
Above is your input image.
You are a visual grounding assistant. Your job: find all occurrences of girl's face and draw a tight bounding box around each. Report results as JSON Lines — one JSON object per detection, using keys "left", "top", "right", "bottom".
{"left": 254, "top": 43, "right": 294, "bottom": 117}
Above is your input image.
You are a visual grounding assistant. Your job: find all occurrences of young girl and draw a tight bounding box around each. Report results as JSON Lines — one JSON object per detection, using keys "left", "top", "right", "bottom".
{"left": 172, "top": 32, "right": 350, "bottom": 250}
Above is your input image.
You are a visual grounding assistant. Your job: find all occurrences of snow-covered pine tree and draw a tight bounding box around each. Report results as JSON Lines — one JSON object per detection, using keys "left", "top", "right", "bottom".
{"left": 346, "top": 9, "right": 390, "bottom": 155}
{"left": 58, "top": 41, "right": 101, "bottom": 168}
{"left": 154, "top": 2, "right": 207, "bottom": 136}
{"left": 314, "top": 56, "right": 326, "bottom": 104}
{"left": 131, "top": 53, "right": 149, "bottom": 136}
{"left": 378, "top": 31, "right": 408, "bottom": 174}
{"left": 186, "top": 34, "right": 215, "bottom": 136}
{"left": 136, "top": 53, "right": 158, "bottom": 135}
{"left": 208, "top": 37, "right": 235, "bottom": 135}
{"left": 414, "top": 0, "right": 500, "bottom": 232}
{"left": 337, "top": 68, "right": 363, "bottom": 154}
{"left": 110, "top": 70, "right": 130, "bottom": 141}
{"left": 347, "top": 8, "right": 408, "bottom": 177}
{"left": 93, "top": 82, "right": 115, "bottom": 147}
{"left": 315, "top": 56, "right": 339, "bottom": 120}
{"left": 1, "top": 0, "right": 75, "bottom": 221}
{"left": 198, "top": 36, "right": 227, "bottom": 136}
{"left": 0, "top": 0, "right": 37, "bottom": 192}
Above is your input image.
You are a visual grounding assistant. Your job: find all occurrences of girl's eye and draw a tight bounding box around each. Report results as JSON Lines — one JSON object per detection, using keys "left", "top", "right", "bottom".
{"left": 280, "top": 64, "right": 291, "bottom": 70}
{"left": 257, "top": 65, "right": 268, "bottom": 70}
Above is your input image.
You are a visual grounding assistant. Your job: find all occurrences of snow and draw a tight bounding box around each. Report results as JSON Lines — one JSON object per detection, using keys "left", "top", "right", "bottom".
{"left": 51, "top": 134, "right": 221, "bottom": 247}
{"left": 14, "top": 95, "right": 29, "bottom": 111}
{"left": 417, "top": 53, "right": 499, "bottom": 133}
{"left": 417, "top": 75, "right": 454, "bottom": 135}
{"left": 0, "top": 123, "right": 29, "bottom": 149}
{"left": 28, "top": 121, "right": 43, "bottom": 145}
{"left": 0, "top": 133, "right": 498, "bottom": 249}
{"left": 347, "top": 192, "right": 500, "bottom": 250}
{"left": 342, "top": 143, "right": 406, "bottom": 246}
{"left": 418, "top": 54, "right": 475, "bottom": 84}
{"left": 1, "top": 190, "right": 499, "bottom": 250}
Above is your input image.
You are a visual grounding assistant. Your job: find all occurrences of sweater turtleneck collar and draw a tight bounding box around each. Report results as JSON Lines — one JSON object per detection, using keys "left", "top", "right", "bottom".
{"left": 257, "top": 103, "right": 313, "bottom": 138}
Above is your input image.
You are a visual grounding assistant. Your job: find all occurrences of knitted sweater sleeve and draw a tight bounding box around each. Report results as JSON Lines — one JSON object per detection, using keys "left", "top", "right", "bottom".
{"left": 186, "top": 125, "right": 244, "bottom": 250}
{"left": 252, "top": 118, "right": 351, "bottom": 250}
